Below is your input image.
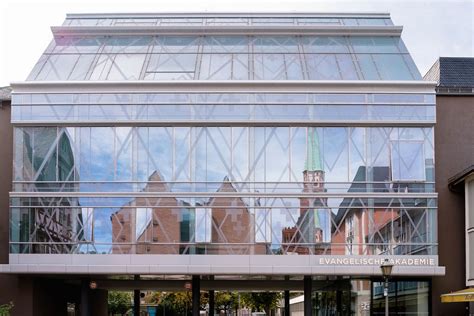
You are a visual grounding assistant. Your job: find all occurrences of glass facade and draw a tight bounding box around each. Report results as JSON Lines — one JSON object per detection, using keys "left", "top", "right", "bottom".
{"left": 28, "top": 35, "right": 420, "bottom": 81}
{"left": 10, "top": 14, "right": 436, "bottom": 262}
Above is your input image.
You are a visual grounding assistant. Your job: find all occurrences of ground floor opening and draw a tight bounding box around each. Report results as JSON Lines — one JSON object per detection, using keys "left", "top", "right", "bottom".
{"left": 0, "top": 275, "right": 431, "bottom": 316}
{"left": 61, "top": 276, "right": 431, "bottom": 316}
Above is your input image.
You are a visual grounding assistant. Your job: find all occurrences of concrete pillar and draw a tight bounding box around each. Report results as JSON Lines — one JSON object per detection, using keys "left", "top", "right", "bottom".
{"left": 81, "top": 279, "right": 90, "bottom": 316}
{"left": 284, "top": 290, "right": 290, "bottom": 316}
{"left": 192, "top": 275, "right": 200, "bottom": 316}
{"left": 336, "top": 290, "right": 342, "bottom": 315}
{"left": 134, "top": 275, "right": 140, "bottom": 316}
{"left": 90, "top": 289, "right": 108, "bottom": 316}
{"left": 209, "top": 290, "right": 215, "bottom": 316}
{"left": 303, "top": 276, "right": 312, "bottom": 316}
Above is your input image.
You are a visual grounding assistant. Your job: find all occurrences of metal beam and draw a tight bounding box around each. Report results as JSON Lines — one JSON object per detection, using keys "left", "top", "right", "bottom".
{"left": 10, "top": 80, "right": 438, "bottom": 94}
{"left": 9, "top": 191, "right": 438, "bottom": 199}
{"left": 85, "top": 279, "right": 352, "bottom": 291}
{"left": 51, "top": 25, "right": 403, "bottom": 37}
{"left": 11, "top": 120, "right": 436, "bottom": 128}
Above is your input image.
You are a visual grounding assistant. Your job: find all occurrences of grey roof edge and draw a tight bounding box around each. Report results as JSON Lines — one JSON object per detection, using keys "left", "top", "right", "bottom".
{"left": 0, "top": 86, "right": 12, "bottom": 101}
{"left": 65, "top": 12, "right": 392, "bottom": 19}
{"left": 448, "top": 165, "right": 474, "bottom": 193}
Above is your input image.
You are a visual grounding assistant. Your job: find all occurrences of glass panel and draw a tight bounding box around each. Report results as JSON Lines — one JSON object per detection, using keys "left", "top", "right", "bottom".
{"left": 145, "top": 53, "right": 197, "bottom": 80}
{"left": 199, "top": 54, "right": 232, "bottom": 80}
{"left": 52, "top": 36, "right": 104, "bottom": 54}
{"left": 106, "top": 54, "right": 146, "bottom": 80}
{"left": 302, "top": 36, "right": 350, "bottom": 53}
{"left": 372, "top": 54, "right": 414, "bottom": 80}
{"left": 254, "top": 54, "right": 286, "bottom": 80}
{"left": 255, "top": 208, "right": 272, "bottom": 243}
{"left": 253, "top": 36, "right": 299, "bottom": 53}
{"left": 372, "top": 281, "right": 429, "bottom": 316}
{"left": 27, "top": 55, "right": 48, "bottom": 80}
{"left": 103, "top": 36, "right": 152, "bottom": 53}
{"left": 153, "top": 36, "right": 200, "bottom": 53}
{"left": 203, "top": 36, "right": 248, "bottom": 53}
{"left": 357, "top": 54, "right": 380, "bottom": 80}
{"left": 195, "top": 207, "right": 212, "bottom": 243}
{"left": 233, "top": 54, "right": 250, "bottom": 80}
{"left": 69, "top": 55, "right": 95, "bottom": 80}
{"left": 336, "top": 54, "right": 359, "bottom": 80}
{"left": 391, "top": 141, "right": 425, "bottom": 181}
{"left": 306, "top": 54, "right": 341, "bottom": 80}
{"left": 35, "top": 55, "right": 80, "bottom": 80}
{"left": 350, "top": 37, "right": 400, "bottom": 53}
{"left": 136, "top": 207, "right": 152, "bottom": 240}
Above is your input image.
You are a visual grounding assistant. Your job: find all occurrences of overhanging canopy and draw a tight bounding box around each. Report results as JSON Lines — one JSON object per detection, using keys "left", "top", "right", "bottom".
{"left": 441, "top": 288, "right": 474, "bottom": 303}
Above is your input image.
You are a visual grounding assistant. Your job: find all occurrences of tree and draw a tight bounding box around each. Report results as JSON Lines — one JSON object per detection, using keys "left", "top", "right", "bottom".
{"left": 108, "top": 291, "right": 131, "bottom": 315}
{"left": 215, "top": 291, "right": 239, "bottom": 314}
{"left": 241, "top": 292, "right": 282, "bottom": 316}
{"left": 0, "top": 302, "right": 13, "bottom": 316}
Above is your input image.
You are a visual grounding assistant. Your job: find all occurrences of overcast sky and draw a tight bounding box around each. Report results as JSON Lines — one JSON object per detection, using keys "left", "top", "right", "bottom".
{"left": 0, "top": 0, "right": 472, "bottom": 86}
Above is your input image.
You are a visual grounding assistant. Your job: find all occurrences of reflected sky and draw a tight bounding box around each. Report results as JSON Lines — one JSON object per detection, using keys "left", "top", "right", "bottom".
{"left": 12, "top": 125, "right": 436, "bottom": 253}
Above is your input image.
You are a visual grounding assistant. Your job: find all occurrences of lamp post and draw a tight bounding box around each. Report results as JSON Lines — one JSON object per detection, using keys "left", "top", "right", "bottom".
{"left": 380, "top": 259, "right": 393, "bottom": 316}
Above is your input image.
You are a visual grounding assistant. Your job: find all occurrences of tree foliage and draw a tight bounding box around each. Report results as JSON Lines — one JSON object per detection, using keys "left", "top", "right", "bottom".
{"left": 215, "top": 291, "right": 239, "bottom": 314}
{"left": 108, "top": 291, "right": 131, "bottom": 315}
{"left": 241, "top": 292, "right": 282, "bottom": 315}
{"left": 143, "top": 291, "right": 208, "bottom": 315}
{"left": 0, "top": 302, "right": 13, "bottom": 316}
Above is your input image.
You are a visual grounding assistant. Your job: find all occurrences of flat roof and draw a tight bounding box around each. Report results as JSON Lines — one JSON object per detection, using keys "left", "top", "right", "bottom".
{"left": 65, "top": 12, "right": 391, "bottom": 19}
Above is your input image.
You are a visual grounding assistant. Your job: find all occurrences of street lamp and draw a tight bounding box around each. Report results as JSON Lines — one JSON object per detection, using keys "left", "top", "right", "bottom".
{"left": 380, "top": 259, "right": 393, "bottom": 316}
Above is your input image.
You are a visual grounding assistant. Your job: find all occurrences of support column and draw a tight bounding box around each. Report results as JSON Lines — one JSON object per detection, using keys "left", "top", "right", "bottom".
{"left": 284, "top": 290, "right": 290, "bottom": 316}
{"left": 303, "top": 276, "right": 312, "bottom": 316}
{"left": 336, "top": 290, "right": 342, "bottom": 315}
{"left": 209, "top": 289, "right": 215, "bottom": 316}
{"left": 81, "top": 279, "right": 90, "bottom": 316}
{"left": 192, "top": 276, "right": 201, "bottom": 316}
{"left": 134, "top": 275, "right": 140, "bottom": 316}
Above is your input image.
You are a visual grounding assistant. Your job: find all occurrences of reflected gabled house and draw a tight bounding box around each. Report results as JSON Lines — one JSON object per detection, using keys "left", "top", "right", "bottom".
{"left": 204, "top": 177, "right": 268, "bottom": 255}
{"left": 111, "top": 170, "right": 181, "bottom": 254}
{"left": 111, "top": 173, "right": 268, "bottom": 255}
{"left": 332, "top": 164, "right": 434, "bottom": 256}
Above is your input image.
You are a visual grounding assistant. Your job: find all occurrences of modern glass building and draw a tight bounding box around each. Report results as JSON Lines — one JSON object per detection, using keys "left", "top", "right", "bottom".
{"left": 2, "top": 12, "right": 443, "bottom": 315}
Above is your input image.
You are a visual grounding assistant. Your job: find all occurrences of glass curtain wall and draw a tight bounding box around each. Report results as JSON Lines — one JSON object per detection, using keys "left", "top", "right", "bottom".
{"left": 10, "top": 125, "right": 436, "bottom": 255}
{"left": 28, "top": 35, "right": 421, "bottom": 81}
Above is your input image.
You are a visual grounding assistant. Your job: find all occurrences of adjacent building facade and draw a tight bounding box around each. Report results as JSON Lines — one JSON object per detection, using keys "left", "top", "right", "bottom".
{"left": 425, "top": 57, "right": 474, "bottom": 315}
{"left": 1, "top": 13, "right": 443, "bottom": 315}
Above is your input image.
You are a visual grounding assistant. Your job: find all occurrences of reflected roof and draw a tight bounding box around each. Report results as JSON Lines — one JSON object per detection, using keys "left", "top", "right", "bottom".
{"left": 26, "top": 13, "right": 422, "bottom": 82}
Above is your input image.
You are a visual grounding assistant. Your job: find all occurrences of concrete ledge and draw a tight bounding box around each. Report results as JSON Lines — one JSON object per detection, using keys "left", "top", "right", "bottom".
{"left": 1, "top": 254, "right": 444, "bottom": 276}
